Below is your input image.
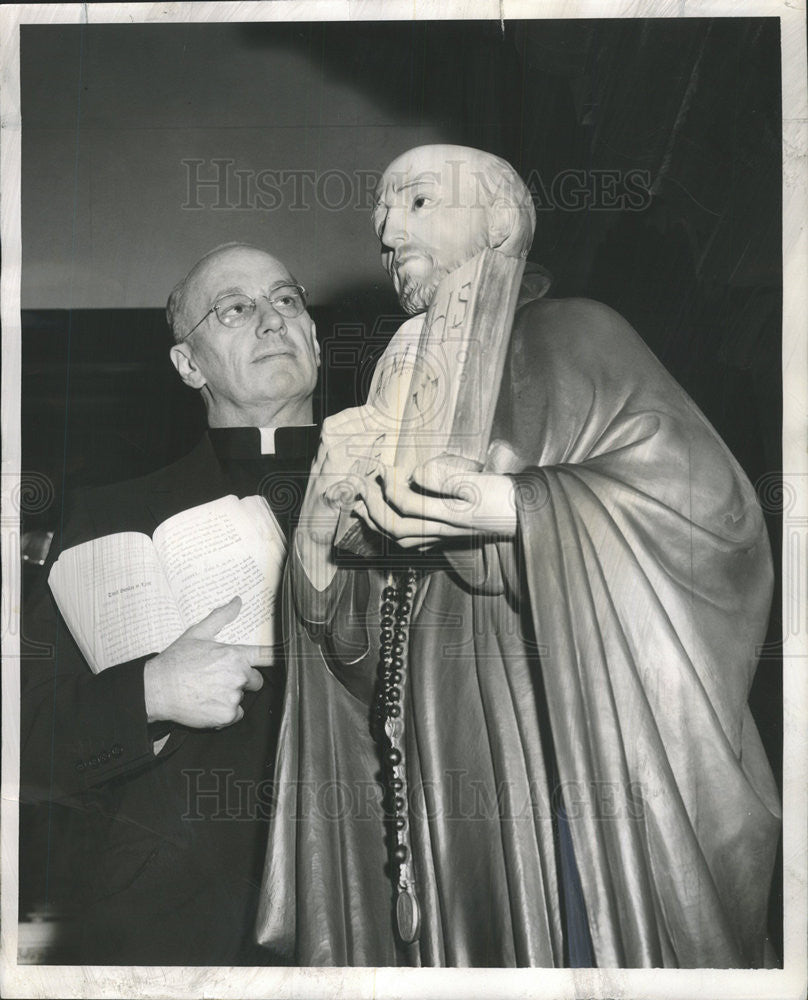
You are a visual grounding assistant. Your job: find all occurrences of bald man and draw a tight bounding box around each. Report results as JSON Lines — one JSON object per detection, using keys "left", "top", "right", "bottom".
{"left": 258, "top": 147, "right": 780, "bottom": 968}
{"left": 21, "top": 244, "right": 320, "bottom": 964}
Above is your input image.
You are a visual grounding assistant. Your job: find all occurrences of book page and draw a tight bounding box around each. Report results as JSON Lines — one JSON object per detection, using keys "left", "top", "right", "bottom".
{"left": 394, "top": 249, "right": 524, "bottom": 472}
{"left": 152, "top": 495, "right": 287, "bottom": 647}
{"left": 391, "top": 252, "right": 481, "bottom": 475}
{"left": 48, "top": 532, "right": 183, "bottom": 673}
{"left": 335, "top": 253, "right": 523, "bottom": 556}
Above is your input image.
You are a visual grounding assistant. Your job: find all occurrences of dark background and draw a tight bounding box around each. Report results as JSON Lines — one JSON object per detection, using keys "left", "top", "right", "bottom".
{"left": 19, "top": 18, "right": 783, "bottom": 959}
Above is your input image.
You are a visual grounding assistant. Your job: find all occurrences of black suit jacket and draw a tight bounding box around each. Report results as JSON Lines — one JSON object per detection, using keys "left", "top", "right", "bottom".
{"left": 21, "top": 434, "right": 302, "bottom": 964}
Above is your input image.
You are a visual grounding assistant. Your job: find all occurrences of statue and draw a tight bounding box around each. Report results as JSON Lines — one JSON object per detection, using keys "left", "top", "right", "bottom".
{"left": 257, "top": 145, "right": 781, "bottom": 968}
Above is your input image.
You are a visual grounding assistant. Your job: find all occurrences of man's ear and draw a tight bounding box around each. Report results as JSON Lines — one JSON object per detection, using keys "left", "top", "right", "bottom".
{"left": 487, "top": 200, "right": 515, "bottom": 251}
{"left": 170, "top": 343, "right": 207, "bottom": 389}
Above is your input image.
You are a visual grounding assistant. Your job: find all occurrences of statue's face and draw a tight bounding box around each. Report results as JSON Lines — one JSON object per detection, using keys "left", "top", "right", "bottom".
{"left": 373, "top": 147, "right": 491, "bottom": 314}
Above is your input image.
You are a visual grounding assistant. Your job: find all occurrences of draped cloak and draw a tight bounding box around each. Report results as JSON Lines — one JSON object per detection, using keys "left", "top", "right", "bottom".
{"left": 256, "top": 292, "right": 781, "bottom": 968}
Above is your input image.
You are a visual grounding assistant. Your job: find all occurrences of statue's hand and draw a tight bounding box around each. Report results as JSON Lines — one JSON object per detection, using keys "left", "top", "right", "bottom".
{"left": 353, "top": 449, "right": 518, "bottom": 549}
{"left": 296, "top": 405, "right": 388, "bottom": 588}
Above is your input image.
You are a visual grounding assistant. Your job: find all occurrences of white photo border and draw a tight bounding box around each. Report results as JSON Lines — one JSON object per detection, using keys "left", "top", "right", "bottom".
{"left": 1, "top": 2, "right": 805, "bottom": 997}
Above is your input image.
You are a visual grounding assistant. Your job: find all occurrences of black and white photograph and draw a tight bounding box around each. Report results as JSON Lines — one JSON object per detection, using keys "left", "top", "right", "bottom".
{"left": 1, "top": 2, "right": 805, "bottom": 998}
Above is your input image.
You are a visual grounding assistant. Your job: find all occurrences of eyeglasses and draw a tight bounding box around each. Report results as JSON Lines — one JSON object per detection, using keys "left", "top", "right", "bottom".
{"left": 183, "top": 284, "right": 308, "bottom": 340}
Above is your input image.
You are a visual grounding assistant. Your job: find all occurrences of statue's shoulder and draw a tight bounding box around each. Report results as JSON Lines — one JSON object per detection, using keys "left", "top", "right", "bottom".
{"left": 518, "top": 294, "right": 627, "bottom": 329}
{"left": 515, "top": 296, "right": 643, "bottom": 362}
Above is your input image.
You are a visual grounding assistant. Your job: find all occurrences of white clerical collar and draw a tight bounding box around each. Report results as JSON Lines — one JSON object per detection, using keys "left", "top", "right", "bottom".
{"left": 259, "top": 427, "right": 279, "bottom": 454}
{"left": 209, "top": 424, "right": 319, "bottom": 459}
{"left": 259, "top": 425, "right": 319, "bottom": 455}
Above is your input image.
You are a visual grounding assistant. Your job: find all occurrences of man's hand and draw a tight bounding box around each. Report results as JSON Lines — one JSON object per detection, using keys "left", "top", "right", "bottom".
{"left": 352, "top": 443, "right": 521, "bottom": 549}
{"left": 143, "top": 596, "right": 272, "bottom": 729}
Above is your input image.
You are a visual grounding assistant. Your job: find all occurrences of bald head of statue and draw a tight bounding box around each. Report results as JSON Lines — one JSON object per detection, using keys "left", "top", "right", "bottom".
{"left": 373, "top": 144, "right": 536, "bottom": 314}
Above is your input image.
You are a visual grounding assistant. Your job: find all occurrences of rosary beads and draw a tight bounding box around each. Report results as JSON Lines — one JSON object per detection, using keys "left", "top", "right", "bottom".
{"left": 375, "top": 567, "right": 420, "bottom": 945}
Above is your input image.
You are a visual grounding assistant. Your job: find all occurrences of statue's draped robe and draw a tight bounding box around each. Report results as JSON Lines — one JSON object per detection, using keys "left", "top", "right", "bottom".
{"left": 257, "top": 293, "right": 780, "bottom": 967}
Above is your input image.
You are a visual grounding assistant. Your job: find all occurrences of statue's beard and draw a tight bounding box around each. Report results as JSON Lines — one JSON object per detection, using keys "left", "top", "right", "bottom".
{"left": 387, "top": 251, "right": 444, "bottom": 315}
{"left": 390, "top": 238, "right": 490, "bottom": 315}
{"left": 396, "top": 262, "right": 449, "bottom": 315}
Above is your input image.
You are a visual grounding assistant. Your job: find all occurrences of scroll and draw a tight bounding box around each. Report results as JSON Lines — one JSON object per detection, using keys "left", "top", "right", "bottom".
{"left": 335, "top": 247, "right": 525, "bottom": 557}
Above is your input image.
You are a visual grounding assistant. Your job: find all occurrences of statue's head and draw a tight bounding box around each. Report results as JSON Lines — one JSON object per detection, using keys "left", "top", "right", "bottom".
{"left": 373, "top": 144, "right": 536, "bottom": 314}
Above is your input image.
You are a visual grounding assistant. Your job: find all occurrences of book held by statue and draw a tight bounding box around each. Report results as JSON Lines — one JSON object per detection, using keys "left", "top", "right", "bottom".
{"left": 335, "top": 247, "right": 525, "bottom": 555}
{"left": 48, "top": 494, "right": 286, "bottom": 673}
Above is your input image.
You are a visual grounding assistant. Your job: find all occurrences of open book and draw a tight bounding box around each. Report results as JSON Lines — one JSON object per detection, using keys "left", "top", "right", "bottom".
{"left": 48, "top": 495, "right": 286, "bottom": 674}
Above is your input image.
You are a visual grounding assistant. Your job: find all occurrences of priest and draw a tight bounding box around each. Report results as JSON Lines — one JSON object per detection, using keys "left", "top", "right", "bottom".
{"left": 21, "top": 243, "right": 321, "bottom": 964}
